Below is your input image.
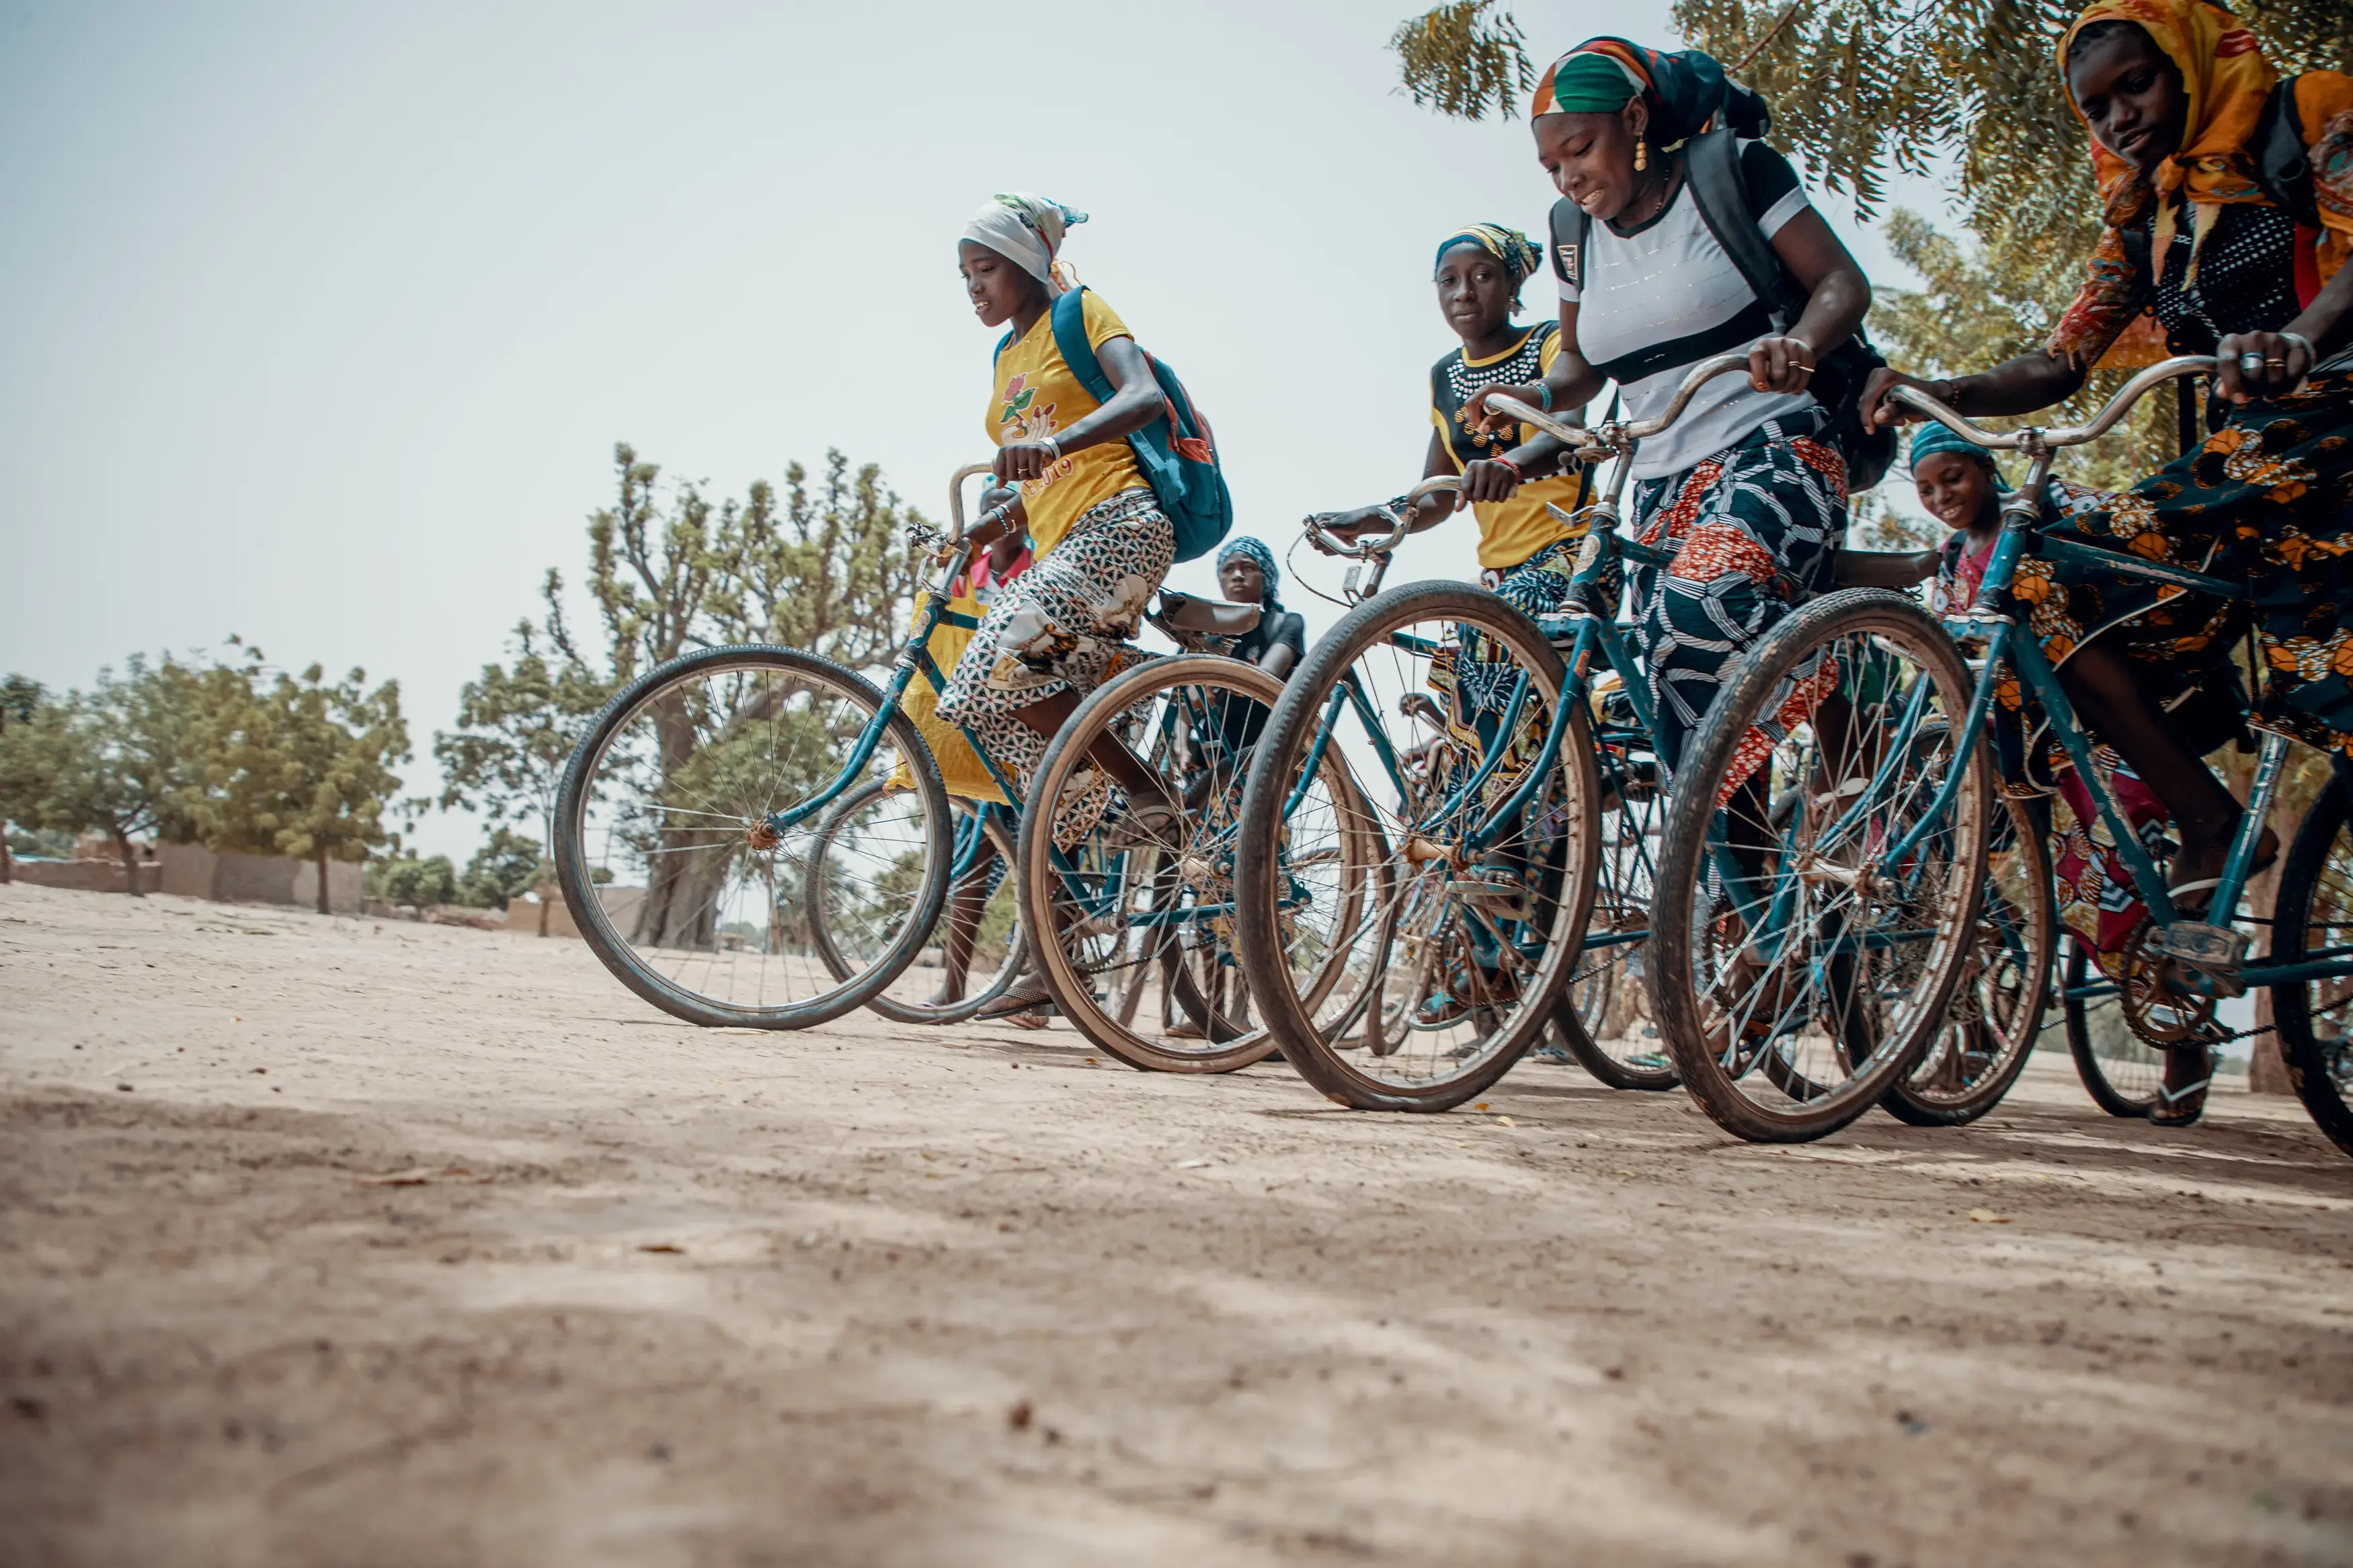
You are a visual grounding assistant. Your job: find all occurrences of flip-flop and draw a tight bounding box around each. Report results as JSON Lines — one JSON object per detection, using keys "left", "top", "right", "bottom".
{"left": 978, "top": 980, "right": 1055, "bottom": 1021}
{"left": 2149, "top": 1068, "right": 2211, "bottom": 1128}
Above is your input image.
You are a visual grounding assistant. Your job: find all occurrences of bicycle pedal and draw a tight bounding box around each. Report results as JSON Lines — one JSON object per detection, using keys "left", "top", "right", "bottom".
{"left": 2156, "top": 921, "right": 2249, "bottom": 973}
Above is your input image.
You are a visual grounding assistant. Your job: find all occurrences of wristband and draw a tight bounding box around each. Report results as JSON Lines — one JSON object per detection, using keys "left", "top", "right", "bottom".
{"left": 1491, "top": 454, "right": 1525, "bottom": 481}
{"left": 2280, "top": 331, "right": 2317, "bottom": 366}
{"left": 1040, "top": 436, "right": 1062, "bottom": 463}
{"left": 1533, "top": 382, "right": 1553, "bottom": 413}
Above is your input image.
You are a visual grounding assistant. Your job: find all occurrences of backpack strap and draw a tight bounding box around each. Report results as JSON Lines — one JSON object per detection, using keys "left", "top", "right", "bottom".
{"left": 1548, "top": 196, "right": 1590, "bottom": 297}
{"left": 1681, "top": 126, "right": 1807, "bottom": 328}
{"left": 2249, "top": 75, "right": 2319, "bottom": 231}
{"left": 1047, "top": 288, "right": 1117, "bottom": 405}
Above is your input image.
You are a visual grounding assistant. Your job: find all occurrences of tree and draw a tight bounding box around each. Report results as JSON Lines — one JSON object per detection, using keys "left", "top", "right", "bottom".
{"left": 458, "top": 825, "right": 549, "bottom": 910}
{"left": 1392, "top": 3, "right": 2350, "bottom": 364}
{"left": 203, "top": 657, "right": 411, "bottom": 914}
{"left": 372, "top": 852, "right": 458, "bottom": 913}
{"left": 0, "top": 658, "right": 215, "bottom": 896}
{"left": 0, "top": 674, "right": 45, "bottom": 884}
{"left": 436, "top": 442, "right": 932, "bottom": 949}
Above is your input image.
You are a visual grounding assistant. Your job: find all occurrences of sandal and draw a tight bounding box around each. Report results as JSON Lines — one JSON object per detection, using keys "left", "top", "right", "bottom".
{"left": 2148, "top": 1047, "right": 2212, "bottom": 1127}
{"left": 978, "top": 979, "right": 1055, "bottom": 1022}
{"left": 2166, "top": 828, "right": 2280, "bottom": 917}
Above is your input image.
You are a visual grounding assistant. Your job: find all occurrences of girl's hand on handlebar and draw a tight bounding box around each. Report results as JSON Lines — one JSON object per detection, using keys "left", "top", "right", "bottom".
{"left": 2216, "top": 330, "right": 2313, "bottom": 405}
{"left": 1748, "top": 335, "right": 1816, "bottom": 395}
{"left": 1460, "top": 458, "right": 1523, "bottom": 504}
{"left": 1862, "top": 367, "right": 1938, "bottom": 431}
{"left": 993, "top": 440, "right": 1059, "bottom": 483}
{"left": 1304, "top": 507, "right": 1389, "bottom": 552}
{"left": 1462, "top": 382, "right": 1544, "bottom": 438}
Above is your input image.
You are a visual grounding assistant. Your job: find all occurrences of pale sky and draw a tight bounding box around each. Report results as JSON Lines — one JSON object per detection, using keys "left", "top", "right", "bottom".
{"left": 0, "top": 1, "right": 1956, "bottom": 862}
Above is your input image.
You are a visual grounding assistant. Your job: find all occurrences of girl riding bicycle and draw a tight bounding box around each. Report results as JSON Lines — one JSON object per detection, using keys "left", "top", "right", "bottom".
{"left": 1460, "top": 36, "right": 1873, "bottom": 780}
{"left": 1864, "top": 0, "right": 2353, "bottom": 1121}
{"left": 944, "top": 192, "right": 1189, "bottom": 1018}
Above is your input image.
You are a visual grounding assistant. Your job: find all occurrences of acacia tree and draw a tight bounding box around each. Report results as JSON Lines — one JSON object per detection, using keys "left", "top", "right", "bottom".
{"left": 436, "top": 442, "right": 929, "bottom": 948}
{"left": 204, "top": 657, "right": 410, "bottom": 914}
{"left": 0, "top": 658, "right": 217, "bottom": 895}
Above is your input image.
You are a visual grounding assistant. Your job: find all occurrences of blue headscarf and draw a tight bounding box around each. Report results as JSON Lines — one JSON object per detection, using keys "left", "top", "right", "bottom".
{"left": 1217, "top": 536, "right": 1281, "bottom": 608}
{"left": 1909, "top": 421, "right": 2011, "bottom": 491}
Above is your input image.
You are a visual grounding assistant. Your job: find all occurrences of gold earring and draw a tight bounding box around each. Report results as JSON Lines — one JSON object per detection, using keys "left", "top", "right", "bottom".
{"left": 1634, "top": 138, "right": 1648, "bottom": 173}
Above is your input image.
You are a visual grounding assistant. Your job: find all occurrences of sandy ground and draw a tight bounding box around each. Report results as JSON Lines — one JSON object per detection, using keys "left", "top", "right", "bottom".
{"left": 2, "top": 881, "right": 2350, "bottom": 1568}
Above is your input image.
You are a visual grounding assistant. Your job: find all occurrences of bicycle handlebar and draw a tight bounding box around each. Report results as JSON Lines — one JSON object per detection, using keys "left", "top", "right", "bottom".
{"left": 1484, "top": 351, "right": 1757, "bottom": 462}
{"left": 1302, "top": 476, "right": 1463, "bottom": 559}
{"left": 1886, "top": 355, "right": 2215, "bottom": 454}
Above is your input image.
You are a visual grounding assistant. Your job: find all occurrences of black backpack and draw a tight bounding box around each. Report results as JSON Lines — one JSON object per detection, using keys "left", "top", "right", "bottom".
{"left": 1550, "top": 126, "right": 1896, "bottom": 493}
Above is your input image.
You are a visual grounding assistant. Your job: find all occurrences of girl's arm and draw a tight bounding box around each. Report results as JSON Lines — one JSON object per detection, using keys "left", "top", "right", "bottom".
{"left": 2218, "top": 252, "right": 2353, "bottom": 403}
{"left": 994, "top": 335, "right": 1165, "bottom": 483}
{"left": 1751, "top": 207, "right": 1870, "bottom": 393}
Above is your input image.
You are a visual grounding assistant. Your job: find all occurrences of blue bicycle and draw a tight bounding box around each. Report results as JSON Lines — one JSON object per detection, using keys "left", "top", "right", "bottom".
{"left": 1648, "top": 357, "right": 2353, "bottom": 1150}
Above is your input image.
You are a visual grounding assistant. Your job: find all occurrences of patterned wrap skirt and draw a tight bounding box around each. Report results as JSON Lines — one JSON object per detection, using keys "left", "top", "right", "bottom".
{"left": 1997, "top": 370, "right": 2353, "bottom": 766}
{"left": 935, "top": 487, "right": 1173, "bottom": 843}
{"left": 1626, "top": 409, "right": 1850, "bottom": 786}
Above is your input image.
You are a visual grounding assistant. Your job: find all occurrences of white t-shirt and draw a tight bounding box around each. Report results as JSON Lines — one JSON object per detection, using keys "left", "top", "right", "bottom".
{"left": 1555, "top": 140, "right": 1817, "bottom": 479}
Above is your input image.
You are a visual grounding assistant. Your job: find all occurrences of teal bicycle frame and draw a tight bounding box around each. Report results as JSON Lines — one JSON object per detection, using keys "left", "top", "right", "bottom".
{"left": 1786, "top": 359, "right": 2353, "bottom": 1005}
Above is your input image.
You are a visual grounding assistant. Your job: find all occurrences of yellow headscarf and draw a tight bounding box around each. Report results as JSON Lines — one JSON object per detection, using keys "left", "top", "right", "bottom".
{"left": 2059, "top": 0, "right": 2353, "bottom": 288}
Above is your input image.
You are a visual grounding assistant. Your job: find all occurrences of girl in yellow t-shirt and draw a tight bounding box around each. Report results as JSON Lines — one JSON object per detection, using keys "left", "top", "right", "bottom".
{"left": 936, "top": 196, "right": 1183, "bottom": 966}
{"left": 1309, "top": 222, "right": 1593, "bottom": 622}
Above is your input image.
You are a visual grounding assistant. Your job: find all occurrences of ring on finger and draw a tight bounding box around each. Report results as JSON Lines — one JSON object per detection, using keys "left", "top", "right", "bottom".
{"left": 2238, "top": 351, "right": 2266, "bottom": 373}
{"left": 2264, "top": 357, "right": 2286, "bottom": 370}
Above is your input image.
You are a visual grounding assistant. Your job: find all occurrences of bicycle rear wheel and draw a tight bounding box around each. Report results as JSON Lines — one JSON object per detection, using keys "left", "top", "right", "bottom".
{"left": 1880, "top": 792, "right": 2053, "bottom": 1126}
{"left": 2274, "top": 778, "right": 2353, "bottom": 1158}
{"left": 1016, "top": 654, "right": 1380, "bottom": 1073}
{"left": 809, "top": 784, "right": 1029, "bottom": 1026}
{"left": 553, "top": 644, "right": 953, "bottom": 1030}
{"left": 1548, "top": 737, "right": 1677, "bottom": 1089}
{"left": 1234, "top": 580, "right": 1599, "bottom": 1111}
{"left": 2062, "top": 939, "right": 2165, "bottom": 1116}
{"left": 1649, "top": 589, "right": 1990, "bottom": 1143}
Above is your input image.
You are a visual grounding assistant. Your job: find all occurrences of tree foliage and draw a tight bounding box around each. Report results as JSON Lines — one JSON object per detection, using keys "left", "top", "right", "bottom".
{"left": 201, "top": 655, "right": 411, "bottom": 913}
{"left": 370, "top": 852, "right": 458, "bottom": 912}
{"left": 0, "top": 657, "right": 227, "bottom": 895}
{"left": 458, "top": 825, "right": 549, "bottom": 909}
{"left": 1391, "top": 3, "right": 2352, "bottom": 380}
{"left": 434, "top": 443, "right": 930, "bottom": 866}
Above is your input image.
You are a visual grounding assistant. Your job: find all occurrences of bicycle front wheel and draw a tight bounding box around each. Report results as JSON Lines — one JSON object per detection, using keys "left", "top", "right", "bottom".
{"left": 553, "top": 645, "right": 953, "bottom": 1030}
{"left": 1234, "top": 580, "right": 1599, "bottom": 1111}
{"left": 1649, "top": 589, "right": 1991, "bottom": 1143}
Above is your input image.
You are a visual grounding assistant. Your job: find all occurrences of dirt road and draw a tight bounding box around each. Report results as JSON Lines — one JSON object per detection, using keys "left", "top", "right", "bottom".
{"left": 3, "top": 880, "right": 2349, "bottom": 1567}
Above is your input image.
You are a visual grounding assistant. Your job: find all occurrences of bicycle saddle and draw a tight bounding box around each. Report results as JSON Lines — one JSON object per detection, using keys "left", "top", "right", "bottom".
{"left": 1153, "top": 590, "right": 1262, "bottom": 637}
{"left": 1833, "top": 548, "right": 1940, "bottom": 590}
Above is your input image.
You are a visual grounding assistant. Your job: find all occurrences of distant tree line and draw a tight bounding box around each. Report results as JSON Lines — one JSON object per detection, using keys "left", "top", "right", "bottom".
{"left": 2, "top": 442, "right": 926, "bottom": 920}
{"left": 0, "top": 644, "right": 408, "bottom": 910}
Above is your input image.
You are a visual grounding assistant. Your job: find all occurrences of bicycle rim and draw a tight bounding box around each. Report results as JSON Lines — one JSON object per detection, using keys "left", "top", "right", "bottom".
{"left": 1235, "top": 581, "right": 1599, "bottom": 1111}
{"left": 554, "top": 645, "right": 951, "bottom": 1030}
{"left": 1651, "top": 589, "right": 1989, "bottom": 1142}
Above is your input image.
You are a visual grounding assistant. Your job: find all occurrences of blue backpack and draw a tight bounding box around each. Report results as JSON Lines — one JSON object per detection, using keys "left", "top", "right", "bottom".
{"left": 996, "top": 287, "right": 1233, "bottom": 563}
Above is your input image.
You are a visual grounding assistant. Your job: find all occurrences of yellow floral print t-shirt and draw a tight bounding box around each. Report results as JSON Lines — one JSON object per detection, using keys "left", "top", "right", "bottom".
{"left": 988, "top": 290, "right": 1149, "bottom": 558}
{"left": 1429, "top": 323, "right": 1590, "bottom": 571}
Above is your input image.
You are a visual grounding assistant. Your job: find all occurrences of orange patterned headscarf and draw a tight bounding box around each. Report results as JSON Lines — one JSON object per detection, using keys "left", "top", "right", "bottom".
{"left": 2059, "top": 0, "right": 2276, "bottom": 286}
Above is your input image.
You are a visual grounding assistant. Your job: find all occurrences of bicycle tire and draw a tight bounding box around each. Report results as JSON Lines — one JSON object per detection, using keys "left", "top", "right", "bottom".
{"left": 808, "top": 781, "right": 1029, "bottom": 1026}
{"left": 553, "top": 643, "right": 953, "bottom": 1030}
{"left": 1880, "top": 792, "right": 2055, "bottom": 1126}
{"left": 1648, "top": 589, "right": 1989, "bottom": 1143}
{"left": 1234, "top": 580, "right": 1599, "bottom": 1112}
{"left": 2061, "top": 939, "right": 2164, "bottom": 1117}
{"left": 2272, "top": 778, "right": 2353, "bottom": 1159}
{"left": 1550, "top": 760, "right": 1679, "bottom": 1091}
{"left": 1016, "top": 654, "right": 1377, "bottom": 1073}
